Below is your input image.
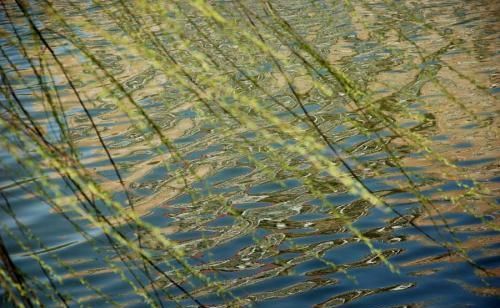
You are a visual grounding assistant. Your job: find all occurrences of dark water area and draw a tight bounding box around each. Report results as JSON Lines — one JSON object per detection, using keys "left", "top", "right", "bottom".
{"left": 0, "top": 0, "right": 499, "bottom": 307}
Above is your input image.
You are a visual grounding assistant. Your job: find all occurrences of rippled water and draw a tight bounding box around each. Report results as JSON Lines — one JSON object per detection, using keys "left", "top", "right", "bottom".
{"left": 1, "top": 0, "right": 499, "bottom": 307}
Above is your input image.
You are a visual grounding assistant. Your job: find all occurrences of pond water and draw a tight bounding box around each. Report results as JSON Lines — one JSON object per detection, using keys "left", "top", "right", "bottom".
{"left": 0, "top": 0, "right": 499, "bottom": 307}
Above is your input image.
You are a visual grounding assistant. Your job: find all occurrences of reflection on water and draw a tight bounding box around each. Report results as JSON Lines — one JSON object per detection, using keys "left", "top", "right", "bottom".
{"left": 0, "top": 0, "right": 499, "bottom": 307}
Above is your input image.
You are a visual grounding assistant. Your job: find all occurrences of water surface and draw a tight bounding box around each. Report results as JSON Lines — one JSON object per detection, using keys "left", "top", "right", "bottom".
{"left": 0, "top": 0, "right": 499, "bottom": 306}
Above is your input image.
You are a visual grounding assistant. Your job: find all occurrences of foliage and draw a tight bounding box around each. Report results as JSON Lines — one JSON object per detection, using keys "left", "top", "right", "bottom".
{"left": 0, "top": 0, "right": 497, "bottom": 306}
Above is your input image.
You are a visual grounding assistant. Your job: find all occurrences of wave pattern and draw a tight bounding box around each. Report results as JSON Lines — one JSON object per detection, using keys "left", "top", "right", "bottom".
{"left": 0, "top": 0, "right": 498, "bottom": 307}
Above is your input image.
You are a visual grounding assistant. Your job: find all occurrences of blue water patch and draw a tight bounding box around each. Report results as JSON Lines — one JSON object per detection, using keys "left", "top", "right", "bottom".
{"left": 490, "top": 176, "right": 500, "bottom": 183}
{"left": 323, "top": 193, "right": 359, "bottom": 207}
{"left": 169, "top": 230, "right": 216, "bottom": 242}
{"left": 324, "top": 241, "right": 373, "bottom": 265}
{"left": 423, "top": 179, "right": 474, "bottom": 196}
{"left": 234, "top": 202, "right": 272, "bottom": 211}
{"left": 258, "top": 62, "right": 274, "bottom": 73}
{"left": 490, "top": 87, "right": 500, "bottom": 94}
{"left": 248, "top": 179, "right": 302, "bottom": 195}
{"left": 455, "top": 157, "right": 495, "bottom": 167}
{"left": 453, "top": 141, "right": 473, "bottom": 148}
{"left": 231, "top": 275, "right": 305, "bottom": 299}
{"left": 203, "top": 234, "right": 259, "bottom": 262}
{"left": 194, "top": 166, "right": 253, "bottom": 189}
{"left": 292, "top": 103, "right": 321, "bottom": 115}
{"left": 169, "top": 186, "right": 239, "bottom": 205}
{"left": 139, "top": 164, "right": 169, "bottom": 182}
{"left": 174, "top": 131, "right": 206, "bottom": 144}
{"left": 292, "top": 258, "right": 331, "bottom": 275}
{"left": 460, "top": 123, "right": 478, "bottom": 129}
{"left": 185, "top": 144, "right": 223, "bottom": 160}
{"left": 341, "top": 134, "right": 371, "bottom": 148}
{"left": 362, "top": 178, "right": 396, "bottom": 192}
{"left": 238, "top": 152, "right": 267, "bottom": 164}
{"left": 206, "top": 215, "right": 235, "bottom": 227}
{"left": 175, "top": 108, "right": 197, "bottom": 118}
